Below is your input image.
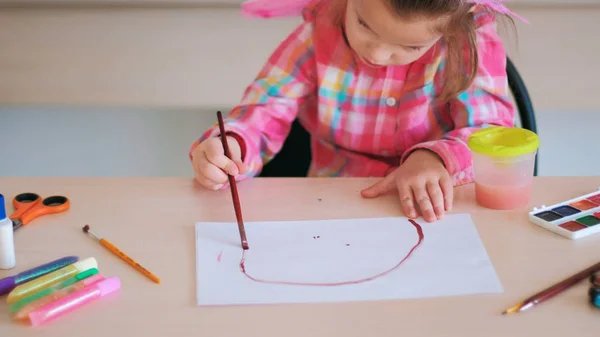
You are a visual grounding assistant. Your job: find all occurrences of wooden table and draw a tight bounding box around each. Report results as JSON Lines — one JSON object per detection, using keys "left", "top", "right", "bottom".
{"left": 1, "top": 176, "right": 600, "bottom": 336}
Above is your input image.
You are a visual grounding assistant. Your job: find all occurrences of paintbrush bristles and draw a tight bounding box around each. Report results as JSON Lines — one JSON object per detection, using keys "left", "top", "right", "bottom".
{"left": 502, "top": 302, "right": 524, "bottom": 315}
{"left": 82, "top": 225, "right": 101, "bottom": 241}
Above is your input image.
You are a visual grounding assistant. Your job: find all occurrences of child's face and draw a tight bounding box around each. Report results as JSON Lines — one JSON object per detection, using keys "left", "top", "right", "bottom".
{"left": 344, "top": 0, "right": 443, "bottom": 67}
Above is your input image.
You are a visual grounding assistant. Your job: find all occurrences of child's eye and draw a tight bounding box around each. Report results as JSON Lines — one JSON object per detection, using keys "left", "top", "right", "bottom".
{"left": 357, "top": 18, "right": 368, "bottom": 28}
{"left": 410, "top": 47, "right": 422, "bottom": 51}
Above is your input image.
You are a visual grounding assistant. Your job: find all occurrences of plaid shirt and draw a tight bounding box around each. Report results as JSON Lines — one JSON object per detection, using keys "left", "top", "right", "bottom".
{"left": 191, "top": 1, "right": 515, "bottom": 186}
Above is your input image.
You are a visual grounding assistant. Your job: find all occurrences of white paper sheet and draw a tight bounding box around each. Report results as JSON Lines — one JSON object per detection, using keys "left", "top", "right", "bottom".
{"left": 195, "top": 213, "right": 503, "bottom": 306}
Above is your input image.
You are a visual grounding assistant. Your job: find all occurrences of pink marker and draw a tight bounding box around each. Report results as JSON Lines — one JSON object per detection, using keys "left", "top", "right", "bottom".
{"left": 28, "top": 277, "right": 120, "bottom": 326}
{"left": 13, "top": 274, "right": 105, "bottom": 320}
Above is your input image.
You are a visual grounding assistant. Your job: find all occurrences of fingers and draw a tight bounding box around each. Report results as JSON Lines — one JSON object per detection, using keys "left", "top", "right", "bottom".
{"left": 360, "top": 174, "right": 396, "bottom": 198}
{"left": 411, "top": 184, "right": 437, "bottom": 222}
{"left": 192, "top": 138, "right": 247, "bottom": 191}
{"left": 439, "top": 175, "right": 453, "bottom": 211}
{"left": 194, "top": 169, "right": 225, "bottom": 191}
{"left": 199, "top": 153, "right": 230, "bottom": 184}
{"left": 205, "top": 141, "right": 240, "bottom": 176}
{"left": 399, "top": 179, "right": 451, "bottom": 222}
{"left": 397, "top": 181, "right": 417, "bottom": 219}
{"left": 426, "top": 181, "right": 445, "bottom": 220}
{"left": 234, "top": 159, "right": 250, "bottom": 175}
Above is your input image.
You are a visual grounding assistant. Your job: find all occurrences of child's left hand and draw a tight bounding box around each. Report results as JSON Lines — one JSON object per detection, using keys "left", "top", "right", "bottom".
{"left": 361, "top": 150, "right": 453, "bottom": 222}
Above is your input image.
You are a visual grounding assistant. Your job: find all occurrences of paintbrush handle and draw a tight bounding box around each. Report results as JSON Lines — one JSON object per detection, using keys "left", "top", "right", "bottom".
{"left": 227, "top": 176, "right": 246, "bottom": 231}
{"left": 99, "top": 238, "right": 161, "bottom": 284}
{"left": 216, "top": 111, "right": 249, "bottom": 250}
{"left": 227, "top": 175, "right": 249, "bottom": 249}
{"left": 519, "top": 261, "right": 600, "bottom": 309}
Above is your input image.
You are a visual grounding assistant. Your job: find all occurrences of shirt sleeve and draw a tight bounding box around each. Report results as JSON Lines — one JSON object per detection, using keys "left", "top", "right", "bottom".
{"left": 400, "top": 13, "right": 515, "bottom": 186}
{"left": 189, "top": 21, "right": 317, "bottom": 180}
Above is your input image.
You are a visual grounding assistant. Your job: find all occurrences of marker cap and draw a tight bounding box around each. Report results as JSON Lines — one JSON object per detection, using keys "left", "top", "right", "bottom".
{"left": 97, "top": 277, "right": 120, "bottom": 296}
{"left": 75, "top": 268, "right": 99, "bottom": 281}
{"left": 0, "top": 277, "right": 15, "bottom": 295}
{"left": 58, "top": 268, "right": 99, "bottom": 289}
{"left": 72, "top": 257, "right": 97, "bottom": 272}
{"left": 0, "top": 194, "right": 6, "bottom": 219}
{"left": 82, "top": 274, "right": 104, "bottom": 286}
{"left": 0, "top": 194, "right": 6, "bottom": 220}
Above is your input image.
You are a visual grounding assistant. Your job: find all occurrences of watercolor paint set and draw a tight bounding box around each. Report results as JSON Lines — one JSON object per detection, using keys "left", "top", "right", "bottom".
{"left": 529, "top": 188, "right": 600, "bottom": 240}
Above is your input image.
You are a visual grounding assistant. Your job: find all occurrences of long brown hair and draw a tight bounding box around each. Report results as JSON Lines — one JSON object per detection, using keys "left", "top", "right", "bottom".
{"left": 327, "top": 0, "right": 513, "bottom": 102}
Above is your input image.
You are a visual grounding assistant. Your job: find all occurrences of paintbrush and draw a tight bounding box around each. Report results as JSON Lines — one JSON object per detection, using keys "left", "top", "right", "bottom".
{"left": 216, "top": 111, "right": 249, "bottom": 250}
{"left": 503, "top": 260, "right": 600, "bottom": 314}
{"left": 82, "top": 225, "right": 160, "bottom": 283}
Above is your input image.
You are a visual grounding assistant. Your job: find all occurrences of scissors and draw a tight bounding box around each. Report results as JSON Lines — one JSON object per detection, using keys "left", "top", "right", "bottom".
{"left": 9, "top": 193, "right": 70, "bottom": 230}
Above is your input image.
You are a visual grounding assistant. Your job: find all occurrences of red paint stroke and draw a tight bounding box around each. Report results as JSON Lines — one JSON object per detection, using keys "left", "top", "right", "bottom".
{"left": 217, "top": 250, "right": 223, "bottom": 262}
{"left": 239, "top": 219, "right": 424, "bottom": 287}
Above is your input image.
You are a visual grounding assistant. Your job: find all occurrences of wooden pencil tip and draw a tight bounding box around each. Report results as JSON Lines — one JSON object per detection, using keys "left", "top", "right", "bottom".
{"left": 242, "top": 241, "right": 249, "bottom": 250}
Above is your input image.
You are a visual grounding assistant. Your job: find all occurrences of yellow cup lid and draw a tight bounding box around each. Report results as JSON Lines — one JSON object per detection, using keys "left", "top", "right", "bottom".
{"left": 467, "top": 126, "right": 539, "bottom": 157}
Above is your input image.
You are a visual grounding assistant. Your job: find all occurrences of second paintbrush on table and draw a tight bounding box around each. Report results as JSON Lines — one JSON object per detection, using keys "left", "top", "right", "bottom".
{"left": 82, "top": 225, "right": 161, "bottom": 284}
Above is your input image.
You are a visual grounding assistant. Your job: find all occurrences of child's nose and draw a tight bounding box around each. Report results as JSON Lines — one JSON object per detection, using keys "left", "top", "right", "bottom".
{"left": 368, "top": 48, "right": 392, "bottom": 64}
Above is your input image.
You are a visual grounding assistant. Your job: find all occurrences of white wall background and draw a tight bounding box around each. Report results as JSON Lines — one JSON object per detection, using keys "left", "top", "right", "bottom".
{"left": 1, "top": 107, "right": 596, "bottom": 178}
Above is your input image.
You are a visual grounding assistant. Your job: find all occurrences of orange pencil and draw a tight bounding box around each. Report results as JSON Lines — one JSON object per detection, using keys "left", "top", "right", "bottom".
{"left": 82, "top": 225, "right": 160, "bottom": 284}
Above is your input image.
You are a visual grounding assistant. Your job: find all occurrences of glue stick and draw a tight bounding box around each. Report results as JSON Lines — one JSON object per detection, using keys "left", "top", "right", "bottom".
{"left": 0, "top": 194, "right": 16, "bottom": 270}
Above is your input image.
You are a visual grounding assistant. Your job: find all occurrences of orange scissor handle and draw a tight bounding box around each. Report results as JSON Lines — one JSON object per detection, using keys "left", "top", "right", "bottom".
{"left": 10, "top": 193, "right": 42, "bottom": 220}
{"left": 20, "top": 196, "right": 70, "bottom": 226}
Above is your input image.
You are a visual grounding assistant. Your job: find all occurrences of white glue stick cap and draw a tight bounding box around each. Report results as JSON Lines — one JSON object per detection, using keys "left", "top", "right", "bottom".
{"left": 97, "top": 277, "right": 121, "bottom": 296}
{"left": 73, "top": 257, "right": 97, "bottom": 272}
{"left": 0, "top": 194, "right": 16, "bottom": 270}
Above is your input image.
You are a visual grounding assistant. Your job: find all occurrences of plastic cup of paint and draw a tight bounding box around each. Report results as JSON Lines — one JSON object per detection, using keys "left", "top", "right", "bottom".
{"left": 467, "top": 126, "right": 540, "bottom": 210}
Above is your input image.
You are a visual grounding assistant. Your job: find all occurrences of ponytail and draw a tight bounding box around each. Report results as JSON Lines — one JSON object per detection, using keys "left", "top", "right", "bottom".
{"left": 438, "top": 7, "right": 479, "bottom": 102}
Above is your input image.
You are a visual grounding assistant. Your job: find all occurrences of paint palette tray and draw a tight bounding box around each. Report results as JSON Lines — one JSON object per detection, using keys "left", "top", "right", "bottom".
{"left": 529, "top": 188, "right": 600, "bottom": 240}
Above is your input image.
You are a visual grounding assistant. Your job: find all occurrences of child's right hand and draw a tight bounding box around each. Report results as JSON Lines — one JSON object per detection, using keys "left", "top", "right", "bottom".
{"left": 191, "top": 136, "right": 249, "bottom": 190}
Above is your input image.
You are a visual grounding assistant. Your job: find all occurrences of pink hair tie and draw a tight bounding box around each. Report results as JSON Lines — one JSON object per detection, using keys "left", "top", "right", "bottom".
{"left": 469, "top": 0, "right": 529, "bottom": 23}
{"left": 241, "top": 0, "right": 528, "bottom": 23}
{"left": 240, "top": 0, "right": 313, "bottom": 18}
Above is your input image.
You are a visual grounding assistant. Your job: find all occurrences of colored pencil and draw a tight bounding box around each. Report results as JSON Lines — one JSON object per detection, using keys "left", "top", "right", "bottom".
{"left": 216, "top": 111, "right": 249, "bottom": 250}
{"left": 503, "top": 260, "right": 600, "bottom": 314}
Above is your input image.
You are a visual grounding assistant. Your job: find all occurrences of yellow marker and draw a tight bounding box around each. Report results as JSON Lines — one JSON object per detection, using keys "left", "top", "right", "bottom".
{"left": 6, "top": 257, "right": 97, "bottom": 304}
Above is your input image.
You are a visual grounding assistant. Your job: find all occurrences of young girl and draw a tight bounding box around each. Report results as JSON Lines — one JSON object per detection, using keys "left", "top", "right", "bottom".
{"left": 190, "top": 0, "right": 525, "bottom": 222}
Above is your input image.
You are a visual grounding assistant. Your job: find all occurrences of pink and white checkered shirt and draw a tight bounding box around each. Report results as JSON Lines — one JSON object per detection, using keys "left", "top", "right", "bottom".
{"left": 191, "top": 0, "right": 515, "bottom": 186}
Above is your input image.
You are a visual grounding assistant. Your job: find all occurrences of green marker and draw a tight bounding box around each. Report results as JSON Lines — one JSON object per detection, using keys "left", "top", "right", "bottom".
{"left": 9, "top": 268, "right": 99, "bottom": 313}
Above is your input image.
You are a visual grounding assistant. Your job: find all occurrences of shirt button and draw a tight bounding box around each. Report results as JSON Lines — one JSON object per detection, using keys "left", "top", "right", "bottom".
{"left": 386, "top": 97, "right": 396, "bottom": 107}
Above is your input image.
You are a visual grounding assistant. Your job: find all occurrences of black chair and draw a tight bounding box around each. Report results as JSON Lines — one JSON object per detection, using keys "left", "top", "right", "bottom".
{"left": 259, "top": 56, "right": 538, "bottom": 177}
{"left": 506, "top": 57, "right": 538, "bottom": 176}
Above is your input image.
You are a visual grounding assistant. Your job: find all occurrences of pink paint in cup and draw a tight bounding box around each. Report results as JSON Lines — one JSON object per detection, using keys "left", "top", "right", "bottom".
{"left": 467, "top": 126, "right": 540, "bottom": 210}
